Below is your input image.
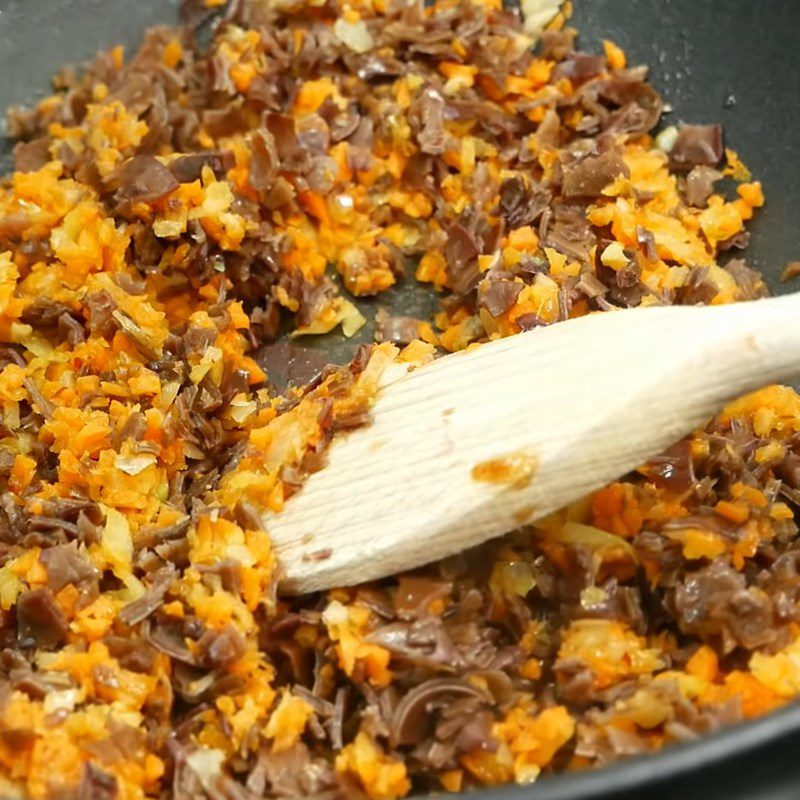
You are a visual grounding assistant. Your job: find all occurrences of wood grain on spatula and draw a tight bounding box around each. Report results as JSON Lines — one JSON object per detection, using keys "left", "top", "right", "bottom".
{"left": 266, "top": 293, "right": 800, "bottom": 595}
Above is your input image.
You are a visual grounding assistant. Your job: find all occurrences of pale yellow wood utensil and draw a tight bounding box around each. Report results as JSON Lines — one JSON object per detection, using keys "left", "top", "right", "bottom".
{"left": 266, "top": 294, "right": 800, "bottom": 594}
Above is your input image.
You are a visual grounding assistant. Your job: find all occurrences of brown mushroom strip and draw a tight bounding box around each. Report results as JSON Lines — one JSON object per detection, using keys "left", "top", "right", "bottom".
{"left": 16, "top": 588, "right": 69, "bottom": 649}
{"left": 106, "top": 155, "right": 180, "bottom": 204}
{"left": 670, "top": 124, "right": 724, "bottom": 169}
{"left": 389, "top": 678, "right": 491, "bottom": 746}
{"left": 562, "top": 149, "right": 629, "bottom": 198}
{"left": 169, "top": 150, "right": 235, "bottom": 183}
{"left": 479, "top": 280, "right": 523, "bottom": 317}
{"left": 119, "top": 565, "right": 177, "bottom": 625}
{"left": 40, "top": 543, "right": 99, "bottom": 593}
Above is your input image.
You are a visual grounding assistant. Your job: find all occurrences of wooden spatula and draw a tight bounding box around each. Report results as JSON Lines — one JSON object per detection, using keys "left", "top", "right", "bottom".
{"left": 267, "top": 294, "right": 800, "bottom": 594}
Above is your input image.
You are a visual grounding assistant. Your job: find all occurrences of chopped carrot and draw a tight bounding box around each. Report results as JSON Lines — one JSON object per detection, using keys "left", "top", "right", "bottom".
{"left": 603, "top": 40, "right": 627, "bottom": 70}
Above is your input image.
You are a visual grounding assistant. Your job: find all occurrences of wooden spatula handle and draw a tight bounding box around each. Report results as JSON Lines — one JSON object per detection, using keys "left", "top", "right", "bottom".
{"left": 708, "top": 292, "right": 800, "bottom": 388}
{"left": 268, "top": 293, "right": 800, "bottom": 594}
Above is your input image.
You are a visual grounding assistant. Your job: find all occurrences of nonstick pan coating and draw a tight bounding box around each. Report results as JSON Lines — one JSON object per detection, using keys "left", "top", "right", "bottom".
{"left": 1, "top": 1, "right": 800, "bottom": 798}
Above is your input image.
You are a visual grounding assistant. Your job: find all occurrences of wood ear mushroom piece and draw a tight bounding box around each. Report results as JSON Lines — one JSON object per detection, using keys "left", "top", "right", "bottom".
{"left": 266, "top": 294, "right": 800, "bottom": 595}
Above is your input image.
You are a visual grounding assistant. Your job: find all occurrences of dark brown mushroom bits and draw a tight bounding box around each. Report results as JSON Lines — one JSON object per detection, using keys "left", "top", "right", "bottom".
{"left": 0, "top": 0, "right": 798, "bottom": 798}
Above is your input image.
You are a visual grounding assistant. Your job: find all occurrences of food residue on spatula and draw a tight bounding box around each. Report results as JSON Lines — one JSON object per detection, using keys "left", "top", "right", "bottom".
{"left": 0, "top": 0, "right": 796, "bottom": 798}
{"left": 472, "top": 453, "right": 538, "bottom": 488}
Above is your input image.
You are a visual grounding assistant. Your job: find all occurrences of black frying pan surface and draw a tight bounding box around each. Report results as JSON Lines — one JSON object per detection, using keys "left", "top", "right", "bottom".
{"left": 1, "top": 1, "right": 800, "bottom": 798}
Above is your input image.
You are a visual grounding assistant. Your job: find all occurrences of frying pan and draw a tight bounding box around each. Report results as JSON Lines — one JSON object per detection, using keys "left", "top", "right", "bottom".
{"left": 1, "top": 1, "right": 800, "bottom": 798}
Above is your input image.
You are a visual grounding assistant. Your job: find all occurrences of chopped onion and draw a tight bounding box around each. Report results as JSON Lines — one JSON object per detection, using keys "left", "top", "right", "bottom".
{"left": 491, "top": 561, "right": 536, "bottom": 596}
{"left": 0, "top": 566, "right": 21, "bottom": 611}
{"left": 520, "top": 0, "right": 562, "bottom": 37}
{"left": 43, "top": 688, "right": 80, "bottom": 715}
{"left": 225, "top": 542, "right": 256, "bottom": 567}
{"left": 120, "top": 572, "right": 146, "bottom": 601}
{"left": 115, "top": 453, "right": 157, "bottom": 475}
{"left": 229, "top": 398, "right": 258, "bottom": 424}
{"left": 101, "top": 507, "right": 134, "bottom": 575}
{"left": 340, "top": 299, "right": 366, "bottom": 337}
{"left": 580, "top": 586, "right": 608, "bottom": 610}
{"left": 656, "top": 125, "right": 679, "bottom": 153}
{"left": 161, "top": 380, "right": 181, "bottom": 408}
{"left": 333, "top": 18, "right": 374, "bottom": 54}
{"left": 601, "top": 241, "right": 629, "bottom": 271}
{"left": 112, "top": 310, "right": 160, "bottom": 355}
{"left": 514, "top": 763, "right": 542, "bottom": 785}
{"left": 184, "top": 442, "right": 206, "bottom": 460}
{"left": 555, "top": 522, "right": 638, "bottom": 562}
{"left": 186, "top": 747, "right": 225, "bottom": 792}
{"left": 336, "top": 193, "right": 354, "bottom": 209}
{"left": 322, "top": 599, "right": 349, "bottom": 626}
{"left": 153, "top": 218, "right": 185, "bottom": 239}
